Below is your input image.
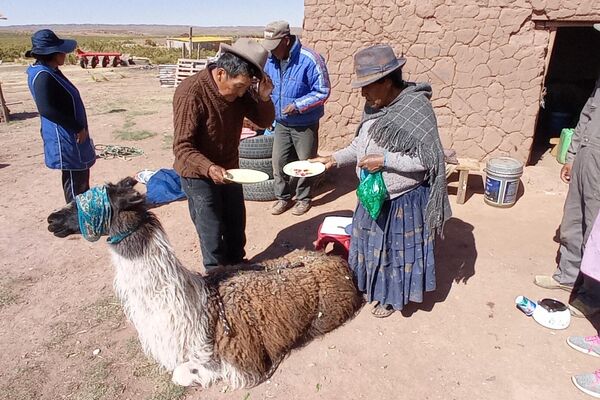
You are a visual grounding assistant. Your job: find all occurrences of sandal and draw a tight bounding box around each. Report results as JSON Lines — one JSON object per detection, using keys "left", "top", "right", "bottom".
{"left": 371, "top": 303, "right": 395, "bottom": 318}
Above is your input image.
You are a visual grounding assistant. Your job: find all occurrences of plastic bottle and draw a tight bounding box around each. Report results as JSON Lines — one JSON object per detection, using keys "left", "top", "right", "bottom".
{"left": 556, "top": 128, "right": 574, "bottom": 164}
{"left": 515, "top": 296, "right": 537, "bottom": 316}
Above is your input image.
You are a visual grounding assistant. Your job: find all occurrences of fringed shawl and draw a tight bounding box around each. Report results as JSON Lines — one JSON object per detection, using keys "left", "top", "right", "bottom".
{"left": 361, "top": 82, "right": 451, "bottom": 235}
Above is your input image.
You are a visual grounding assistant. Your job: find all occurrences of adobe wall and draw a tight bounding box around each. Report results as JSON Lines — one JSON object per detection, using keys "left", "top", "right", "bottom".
{"left": 303, "top": 0, "right": 600, "bottom": 162}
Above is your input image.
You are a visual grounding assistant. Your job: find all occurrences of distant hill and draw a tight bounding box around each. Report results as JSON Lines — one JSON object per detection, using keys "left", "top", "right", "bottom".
{"left": 0, "top": 24, "right": 303, "bottom": 37}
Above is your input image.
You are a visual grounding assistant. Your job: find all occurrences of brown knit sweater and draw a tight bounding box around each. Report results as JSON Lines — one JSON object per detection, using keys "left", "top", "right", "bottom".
{"left": 172, "top": 66, "right": 275, "bottom": 178}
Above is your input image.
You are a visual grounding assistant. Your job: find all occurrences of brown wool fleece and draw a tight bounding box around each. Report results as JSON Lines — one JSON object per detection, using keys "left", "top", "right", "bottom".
{"left": 172, "top": 66, "right": 275, "bottom": 178}
{"left": 211, "top": 250, "right": 363, "bottom": 385}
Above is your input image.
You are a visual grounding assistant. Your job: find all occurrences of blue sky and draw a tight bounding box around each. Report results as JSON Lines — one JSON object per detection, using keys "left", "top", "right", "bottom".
{"left": 0, "top": 0, "right": 304, "bottom": 27}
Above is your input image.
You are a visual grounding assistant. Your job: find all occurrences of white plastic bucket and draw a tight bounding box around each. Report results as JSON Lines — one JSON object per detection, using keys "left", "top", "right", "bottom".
{"left": 484, "top": 157, "right": 524, "bottom": 208}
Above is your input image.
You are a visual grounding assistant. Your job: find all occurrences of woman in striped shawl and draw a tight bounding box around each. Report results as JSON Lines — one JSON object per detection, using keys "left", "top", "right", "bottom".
{"left": 312, "top": 44, "right": 451, "bottom": 318}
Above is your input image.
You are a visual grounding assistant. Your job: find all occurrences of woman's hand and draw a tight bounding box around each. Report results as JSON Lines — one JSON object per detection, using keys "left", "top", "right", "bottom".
{"left": 309, "top": 155, "right": 336, "bottom": 170}
{"left": 208, "top": 164, "right": 229, "bottom": 185}
{"left": 358, "top": 154, "right": 384, "bottom": 173}
{"left": 76, "top": 128, "right": 89, "bottom": 144}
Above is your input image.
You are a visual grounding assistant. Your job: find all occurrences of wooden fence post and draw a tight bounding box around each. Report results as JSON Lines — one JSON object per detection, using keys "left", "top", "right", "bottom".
{"left": 0, "top": 82, "right": 10, "bottom": 124}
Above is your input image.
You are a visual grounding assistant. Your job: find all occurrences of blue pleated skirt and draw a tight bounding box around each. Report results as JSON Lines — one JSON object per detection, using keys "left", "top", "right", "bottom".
{"left": 348, "top": 184, "right": 436, "bottom": 311}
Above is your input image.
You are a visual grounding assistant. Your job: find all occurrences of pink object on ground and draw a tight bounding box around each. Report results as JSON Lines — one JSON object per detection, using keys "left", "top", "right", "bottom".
{"left": 241, "top": 128, "right": 257, "bottom": 140}
{"left": 582, "top": 213, "right": 600, "bottom": 283}
{"left": 314, "top": 216, "right": 353, "bottom": 259}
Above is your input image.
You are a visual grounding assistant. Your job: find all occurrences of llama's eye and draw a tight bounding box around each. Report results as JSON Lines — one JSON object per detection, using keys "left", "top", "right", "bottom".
{"left": 191, "top": 369, "right": 198, "bottom": 374}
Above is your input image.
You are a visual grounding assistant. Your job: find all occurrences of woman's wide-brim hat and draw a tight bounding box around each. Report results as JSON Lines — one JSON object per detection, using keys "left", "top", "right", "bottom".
{"left": 219, "top": 38, "right": 268, "bottom": 78}
{"left": 25, "top": 29, "right": 77, "bottom": 58}
{"left": 351, "top": 44, "right": 406, "bottom": 89}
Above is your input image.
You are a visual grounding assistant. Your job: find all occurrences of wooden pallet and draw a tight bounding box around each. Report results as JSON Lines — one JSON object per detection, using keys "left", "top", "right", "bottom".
{"left": 158, "top": 64, "right": 177, "bottom": 87}
{"left": 175, "top": 58, "right": 208, "bottom": 86}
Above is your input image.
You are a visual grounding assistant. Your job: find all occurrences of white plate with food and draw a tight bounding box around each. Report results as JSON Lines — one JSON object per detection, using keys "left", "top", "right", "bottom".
{"left": 225, "top": 169, "right": 269, "bottom": 184}
{"left": 283, "top": 160, "right": 326, "bottom": 178}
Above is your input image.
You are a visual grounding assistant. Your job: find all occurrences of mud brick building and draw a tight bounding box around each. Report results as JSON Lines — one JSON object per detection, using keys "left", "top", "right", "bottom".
{"left": 303, "top": 0, "right": 600, "bottom": 163}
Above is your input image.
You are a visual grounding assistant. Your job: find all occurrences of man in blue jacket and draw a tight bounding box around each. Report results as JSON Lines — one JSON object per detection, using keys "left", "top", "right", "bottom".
{"left": 262, "top": 20, "right": 331, "bottom": 216}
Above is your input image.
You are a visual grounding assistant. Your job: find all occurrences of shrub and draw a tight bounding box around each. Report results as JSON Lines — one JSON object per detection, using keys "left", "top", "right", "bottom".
{"left": 0, "top": 33, "right": 216, "bottom": 65}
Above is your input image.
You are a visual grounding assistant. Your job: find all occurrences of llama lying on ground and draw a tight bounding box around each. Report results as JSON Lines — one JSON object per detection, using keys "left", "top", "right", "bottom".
{"left": 47, "top": 177, "right": 363, "bottom": 388}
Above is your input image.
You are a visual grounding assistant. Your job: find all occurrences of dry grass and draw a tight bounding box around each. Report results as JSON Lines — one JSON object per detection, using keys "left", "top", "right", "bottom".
{"left": 116, "top": 130, "right": 157, "bottom": 141}
{"left": 44, "top": 320, "right": 82, "bottom": 350}
{"left": 74, "top": 359, "right": 126, "bottom": 400}
{"left": 161, "top": 134, "right": 174, "bottom": 149}
{"left": 82, "top": 295, "right": 124, "bottom": 327}
{"left": 0, "top": 361, "right": 46, "bottom": 400}
{"left": 115, "top": 113, "right": 159, "bottom": 141}
{"left": 126, "top": 337, "right": 187, "bottom": 400}
{"left": 0, "top": 281, "right": 18, "bottom": 309}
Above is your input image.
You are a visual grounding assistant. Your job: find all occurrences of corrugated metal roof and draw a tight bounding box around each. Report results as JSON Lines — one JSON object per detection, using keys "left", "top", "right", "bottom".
{"left": 166, "top": 36, "right": 233, "bottom": 43}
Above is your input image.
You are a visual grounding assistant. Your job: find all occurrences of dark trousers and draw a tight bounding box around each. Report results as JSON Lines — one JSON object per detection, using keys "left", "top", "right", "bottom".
{"left": 272, "top": 122, "right": 319, "bottom": 201}
{"left": 181, "top": 177, "right": 246, "bottom": 270}
{"left": 578, "top": 275, "right": 600, "bottom": 307}
{"left": 62, "top": 169, "right": 90, "bottom": 204}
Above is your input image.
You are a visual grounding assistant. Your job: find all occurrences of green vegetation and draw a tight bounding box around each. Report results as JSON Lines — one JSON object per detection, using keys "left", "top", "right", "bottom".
{"left": 0, "top": 32, "right": 216, "bottom": 64}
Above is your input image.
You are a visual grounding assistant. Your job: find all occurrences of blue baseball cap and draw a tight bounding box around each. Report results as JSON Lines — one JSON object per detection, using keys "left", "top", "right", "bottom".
{"left": 25, "top": 29, "right": 77, "bottom": 57}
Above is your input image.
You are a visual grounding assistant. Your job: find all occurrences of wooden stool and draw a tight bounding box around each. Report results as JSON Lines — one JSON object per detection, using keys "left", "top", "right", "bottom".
{"left": 549, "top": 138, "right": 560, "bottom": 158}
{"left": 448, "top": 157, "right": 482, "bottom": 205}
{"left": 314, "top": 216, "right": 353, "bottom": 258}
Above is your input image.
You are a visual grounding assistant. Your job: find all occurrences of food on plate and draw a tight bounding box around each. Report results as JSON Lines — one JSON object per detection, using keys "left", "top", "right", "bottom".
{"left": 293, "top": 168, "right": 311, "bottom": 177}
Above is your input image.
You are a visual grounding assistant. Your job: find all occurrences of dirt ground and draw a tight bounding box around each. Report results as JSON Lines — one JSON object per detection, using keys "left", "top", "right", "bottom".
{"left": 1, "top": 63, "right": 599, "bottom": 400}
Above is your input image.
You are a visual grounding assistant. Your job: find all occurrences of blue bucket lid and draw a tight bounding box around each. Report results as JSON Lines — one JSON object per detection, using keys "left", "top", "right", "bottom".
{"left": 486, "top": 157, "right": 523, "bottom": 175}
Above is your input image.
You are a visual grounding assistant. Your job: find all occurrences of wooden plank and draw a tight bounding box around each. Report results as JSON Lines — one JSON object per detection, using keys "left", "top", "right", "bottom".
{"left": 455, "top": 157, "right": 481, "bottom": 171}
{"left": 457, "top": 169, "right": 469, "bottom": 205}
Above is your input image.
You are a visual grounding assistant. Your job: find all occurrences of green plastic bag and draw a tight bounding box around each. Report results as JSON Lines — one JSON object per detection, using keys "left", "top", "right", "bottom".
{"left": 356, "top": 170, "right": 388, "bottom": 219}
{"left": 556, "top": 128, "right": 574, "bottom": 165}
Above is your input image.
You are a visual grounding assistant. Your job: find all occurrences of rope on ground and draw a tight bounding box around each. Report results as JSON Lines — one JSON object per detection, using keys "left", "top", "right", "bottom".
{"left": 95, "top": 144, "right": 144, "bottom": 161}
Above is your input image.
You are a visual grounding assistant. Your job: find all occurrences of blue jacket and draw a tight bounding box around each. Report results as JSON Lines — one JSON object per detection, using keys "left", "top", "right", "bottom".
{"left": 27, "top": 63, "right": 96, "bottom": 170}
{"left": 264, "top": 38, "right": 331, "bottom": 127}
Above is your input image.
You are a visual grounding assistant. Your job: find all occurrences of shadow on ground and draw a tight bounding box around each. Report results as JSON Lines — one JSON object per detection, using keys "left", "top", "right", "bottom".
{"left": 8, "top": 111, "right": 38, "bottom": 121}
{"left": 252, "top": 210, "right": 354, "bottom": 262}
{"left": 401, "top": 217, "right": 478, "bottom": 316}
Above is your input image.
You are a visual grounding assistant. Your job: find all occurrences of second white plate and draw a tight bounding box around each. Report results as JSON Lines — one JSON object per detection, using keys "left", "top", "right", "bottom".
{"left": 283, "top": 160, "right": 326, "bottom": 178}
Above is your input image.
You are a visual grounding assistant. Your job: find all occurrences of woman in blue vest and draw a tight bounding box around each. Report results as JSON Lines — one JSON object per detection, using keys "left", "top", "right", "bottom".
{"left": 26, "top": 29, "right": 96, "bottom": 204}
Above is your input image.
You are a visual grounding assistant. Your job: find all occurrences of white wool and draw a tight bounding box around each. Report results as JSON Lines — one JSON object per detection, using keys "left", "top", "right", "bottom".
{"left": 111, "top": 229, "right": 215, "bottom": 373}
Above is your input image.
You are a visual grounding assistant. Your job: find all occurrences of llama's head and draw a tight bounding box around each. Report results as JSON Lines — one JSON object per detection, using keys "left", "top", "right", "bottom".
{"left": 47, "top": 177, "right": 147, "bottom": 240}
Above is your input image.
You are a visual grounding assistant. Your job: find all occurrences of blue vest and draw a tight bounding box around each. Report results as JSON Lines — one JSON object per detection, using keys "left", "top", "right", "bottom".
{"left": 27, "top": 64, "right": 96, "bottom": 170}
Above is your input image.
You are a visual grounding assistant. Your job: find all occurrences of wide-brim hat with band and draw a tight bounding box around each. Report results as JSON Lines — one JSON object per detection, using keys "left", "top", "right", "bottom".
{"left": 351, "top": 44, "right": 406, "bottom": 89}
{"left": 25, "top": 29, "right": 77, "bottom": 58}
{"left": 261, "top": 20, "right": 291, "bottom": 52}
{"left": 220, "top": 37, "right": 268, "bottom": 78}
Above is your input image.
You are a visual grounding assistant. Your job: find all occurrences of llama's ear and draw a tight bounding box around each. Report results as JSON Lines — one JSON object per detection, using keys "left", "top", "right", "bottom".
{"left": 117, "top": 176, "right": 138, "bottom": 189}
{"left": 115, "top": 191, "right": 146, "bottom": 211}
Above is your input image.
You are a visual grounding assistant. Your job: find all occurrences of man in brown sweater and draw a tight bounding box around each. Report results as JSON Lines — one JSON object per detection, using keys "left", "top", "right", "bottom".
{"left": 173, "top": 38, "right": 275, "bottom": 271}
